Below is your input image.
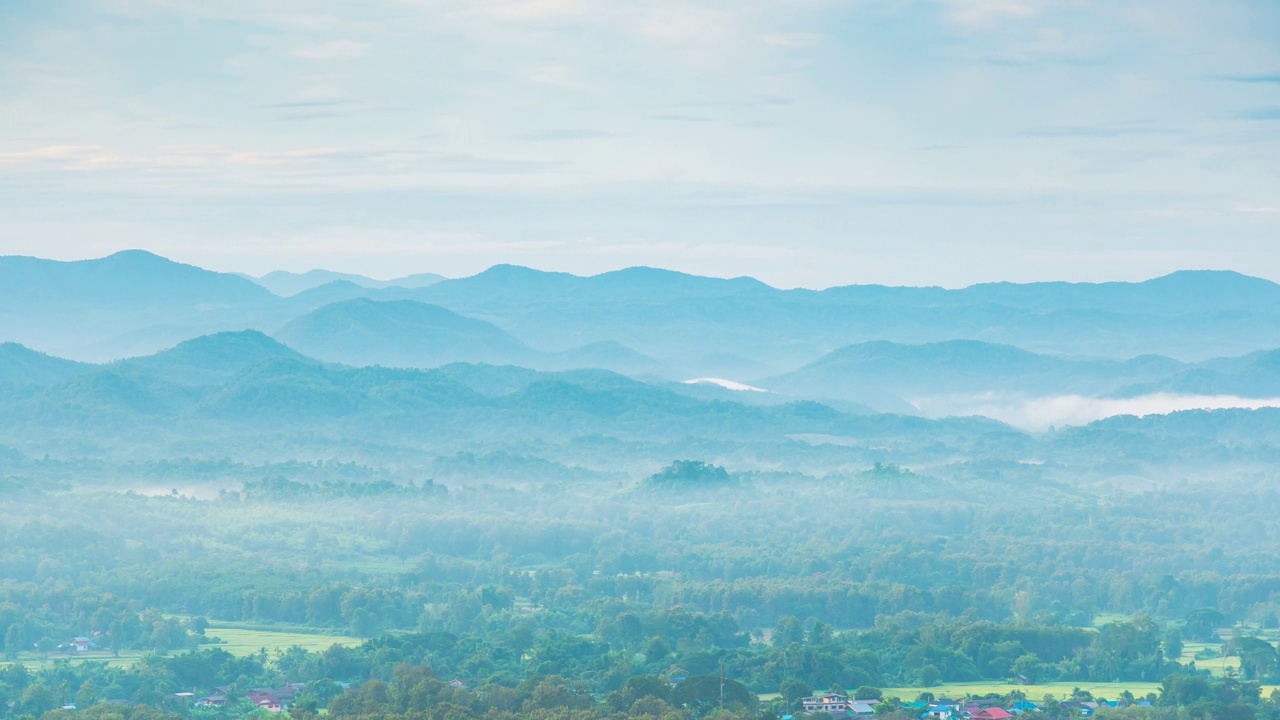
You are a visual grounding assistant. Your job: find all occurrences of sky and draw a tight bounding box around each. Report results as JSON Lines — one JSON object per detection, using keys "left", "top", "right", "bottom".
{"left": 0, "top": 0, "right": 1278, "bottom": 288}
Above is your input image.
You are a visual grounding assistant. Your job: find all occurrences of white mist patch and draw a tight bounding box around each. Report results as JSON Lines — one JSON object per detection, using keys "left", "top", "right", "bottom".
{"left": 682, "top": 377, "right": 768, "bottom": 393}
{"left": 913, "top": 393, "right": 1280, "bottom": 431}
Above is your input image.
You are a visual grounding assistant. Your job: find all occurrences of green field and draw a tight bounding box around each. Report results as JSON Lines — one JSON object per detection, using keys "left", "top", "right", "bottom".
{"left": 17, "top": 651, "right": 145, "bottom": 670}
{"left": 203, "top": 625, "right": 364, "bottom": 657}
{"left": 1179, "top": 641, "right": 1236, "bottom": 676}
{"left": 12, "top": 625, "right": 364, "bottom": 670}
{"left": 881, "top": 681, "right": 1162, "bottom": 701}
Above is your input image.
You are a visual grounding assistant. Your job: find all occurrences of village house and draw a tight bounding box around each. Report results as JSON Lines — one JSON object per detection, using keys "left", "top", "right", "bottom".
{"left": 802, "top": 693, "right": 854, "bottom": 714}
{"left": 800, "top": 694, "right": 878, "bottom": 715}
{"left": 247, "top": 693, "right": 284, "bottom": 713}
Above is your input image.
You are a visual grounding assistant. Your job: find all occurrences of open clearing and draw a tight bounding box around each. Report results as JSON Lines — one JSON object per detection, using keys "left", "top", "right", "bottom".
{"left": 880, "top": 681, "right": 1164, "bottom": 700}
{"left": 13, "top": 625, "right": 364, "bottom": 669}
{"left": 203, "top": 625, "right": 364, "bottom": 656}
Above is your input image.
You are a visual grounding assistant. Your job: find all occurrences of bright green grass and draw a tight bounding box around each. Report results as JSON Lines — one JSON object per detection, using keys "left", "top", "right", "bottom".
{"left": 17, "top": 652, "right": 144, "bottom": 669}
{"left": 880, "top": 681, "right": 1163, "bottom": 700}
{"left": 204, "top": 625, "right": 363, "bottom": 657}
{"left": 12, "top": 625, "right": 364, "bottom": 668}
{"left": 1178, "top": 640, "right": 1238, "bottom": 677}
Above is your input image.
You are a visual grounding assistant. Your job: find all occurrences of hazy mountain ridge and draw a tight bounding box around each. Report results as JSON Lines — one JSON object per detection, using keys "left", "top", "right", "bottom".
{"left": 0, "top": 339, "right": 1015, "bottom": 466}
{"left": 274, "top": 298, "right": 536, "bottom": 369}
{"left": 250, "top": 269, "right": 446, "bottom": 296}
{"left": 760, "top": 340, "right": 1193, "bottom": 407}
{"left": 111, "top": 330, "right": 315, "bottom": 386}
{"left": 756, "top": 340, "right": 1280, "bottom": 426}
{"left": 387, "top": 267, "right": 1280, "bottom": 366}
{"left": 0, "top": 333, "right": 1278, "bottom": 475}
{"left": 0, "top": 251, "right": 287, "bottom": 360}
{"left": 6, "top": 251, "right": 1280, "bottom": 377}
{"left": 0, "top": 342, "right": 92, "bottom": 386}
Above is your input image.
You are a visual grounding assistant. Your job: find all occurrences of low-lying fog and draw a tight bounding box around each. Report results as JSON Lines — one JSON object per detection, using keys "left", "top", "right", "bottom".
{"left": 914, "top": 392, "right": 1280, "bottom": 431}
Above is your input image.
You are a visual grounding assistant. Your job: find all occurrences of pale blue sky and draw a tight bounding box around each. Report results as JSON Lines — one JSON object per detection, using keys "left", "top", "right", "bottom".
{"left": 1, "top": 0, "right": 1278, "bottom": 287}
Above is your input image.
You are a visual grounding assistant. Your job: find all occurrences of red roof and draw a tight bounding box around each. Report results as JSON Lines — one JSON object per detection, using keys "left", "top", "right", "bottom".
{"left": 972, "top": 709, "right": 1014, "bottom": 720}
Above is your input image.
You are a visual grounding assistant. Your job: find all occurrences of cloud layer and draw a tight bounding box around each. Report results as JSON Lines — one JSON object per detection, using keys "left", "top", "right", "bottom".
{"left": 0, "top": 0, "right": 1278, "bottom": 284}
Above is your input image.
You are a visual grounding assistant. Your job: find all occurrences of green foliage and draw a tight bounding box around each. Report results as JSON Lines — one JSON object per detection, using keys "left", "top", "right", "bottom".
{"left": 636, "top": 461, "right": 734, "bottom": 493}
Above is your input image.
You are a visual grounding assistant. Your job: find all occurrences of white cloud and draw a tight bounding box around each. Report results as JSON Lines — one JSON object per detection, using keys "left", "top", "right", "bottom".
{"left": 944, "top": 0, "right": 1035, "bottom": 27}
{"left": 635, "top": 5, "right": 732, "bottom": 44}
{"left": 759, "top": 32, "right": 823, "bottom": 48}
{"left": 0, "top": 145, "right": 123, "bottom": 169}
{"left": 290, "top": 39, "right": 373, "bottom": 61}
{"left": 913, "top": 392, "right": 1280, "bottom": 431}
{"left": 525, "top": 65, "right": 593, "bottom": 90}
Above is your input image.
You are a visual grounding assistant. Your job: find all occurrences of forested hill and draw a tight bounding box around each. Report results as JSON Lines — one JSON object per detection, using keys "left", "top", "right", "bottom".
{"left": 2, "top": 332, "right": 1280, "bottom": 481}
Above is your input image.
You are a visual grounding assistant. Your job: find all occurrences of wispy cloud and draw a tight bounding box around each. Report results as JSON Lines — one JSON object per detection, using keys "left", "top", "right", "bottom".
{"left": 634, "top": 5, "right": 732, "bottom": 45}
{"left": 653, "top": 114, "right": 712, "bottom": 123}
{"left": 525, "top": 65, "right": 592, "bottom": 90}
{"left": 0, "top": 145, "right": 122, "bottom": 169}
{"left": 759, "top": 32, "right": 823, "bottom": 48}
{"left": 1213, "top": 73, "right": 1280, "bottom": 84}
{"left": 260, "top": 100, "right": 352, "bottom": 109}
{"left": 1019, "top": 125, "right": 1176, "bottom": 138}
{"left": 290, "top": 39, "right": 373, "bottom": 61}
{"left": 1072, "top": 149, "right": 1175, "bottom": 174}
{"left": 521, "top": 129, "right": 613, "bottom": 141}
{"left": 480, "top": 0, "right": 590, "bottom": 22}
{"left": 1236, "top": 107, "right": 1280, "bottom": 121}
{"left": 943, "top": 0, "right": 1035, "bottom": 27}
{"left": 1237, "top": 206, "right": 1280, "bottom": 215}
{"left": 914, "top": 392, "right": 1280, "bottom": 431}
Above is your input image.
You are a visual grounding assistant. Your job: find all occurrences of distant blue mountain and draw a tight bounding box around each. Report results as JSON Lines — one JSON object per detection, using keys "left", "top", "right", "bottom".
{"left": 8, "top": 252, "right": 1280, "bottom": 374}
{"left": 759, "top": 340, "right": 1190, "bottom": 409}
{"left": 0, "top": 343, "right": 91, "bottom": 386}
{"left": 0, "top": 251, "right": 284, "bottom": 360}
{"left": 273, "top": 298, "right": 535, "bottom": 368}
{"left": 5, "top": 331, "right": 1280, "bottom": 469}
{"left": 113, "top": 330, "right": 312, "bottom": 386}
{"left": 1111, "top": 348, "right": 1280, "bottom": 398}
{"left": 250, "top": 269, "right": 445, "bottom": 296}
{"left": 0, "top": 250, "right": 273, "bottom": 308}
{"left": 406, "top": 267, "right": 1280, "bottom": 366}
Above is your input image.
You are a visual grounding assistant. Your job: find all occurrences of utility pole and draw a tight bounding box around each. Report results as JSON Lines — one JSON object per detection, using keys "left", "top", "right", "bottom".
{"left": 720, "top": 663, "right": 725, "bottom": 711}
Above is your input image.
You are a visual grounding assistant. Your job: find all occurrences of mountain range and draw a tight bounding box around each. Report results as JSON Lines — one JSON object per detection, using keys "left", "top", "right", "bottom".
{"left": 1, "top": 330, "right": 1278, "bottom": 479}
{"left": 5, "top": 251, "right": 1280, "bottom": 410}
{"left": 246, "top": 269, "right": 446, "bottom": 297}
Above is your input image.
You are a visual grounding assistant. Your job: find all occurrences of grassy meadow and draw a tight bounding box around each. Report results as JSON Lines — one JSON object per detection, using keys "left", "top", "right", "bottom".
{"left": 203, "top": 624, "right": 364, "bottom": 657}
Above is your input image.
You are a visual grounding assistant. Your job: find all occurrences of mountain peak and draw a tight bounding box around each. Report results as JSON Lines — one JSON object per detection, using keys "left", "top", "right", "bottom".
{"left": 274, "top": 298, "right": 531, "bottom": 369}
{"left": 112, "top": 330, "right": 309, "bottom": 386}
{"left": 0, "top": 342, "right": 92, "bottom": 386}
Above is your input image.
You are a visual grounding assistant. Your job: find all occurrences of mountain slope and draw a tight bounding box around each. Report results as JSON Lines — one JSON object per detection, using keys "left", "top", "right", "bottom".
{"left": 405, "top": 266, "right": 1280, "bottom": 366}
{"left": 10, "top": 252, "right": 1280, "bottom": 370}
{"left": 760, "top": 340, "right": 1190, "bottom": 408}
{"left": 112, "top": 330, "right": 312, "bottom": 386}
{"left": 1112, "top": 349, "right": 1280, "bottom": 398}
{"left": 273, "top": 299, "right": 534, "bottom": 368}
{"left": 0, "top": 343, "right": 93, "bottom": 386}
{"left": 0, "top": 251, "right": 284, "bottom": 360}
{"left": 0, "top": 250, "right": 274, "bottom": 309}
{"left": 253, "top": 269, "right": 445, "bottom": 296}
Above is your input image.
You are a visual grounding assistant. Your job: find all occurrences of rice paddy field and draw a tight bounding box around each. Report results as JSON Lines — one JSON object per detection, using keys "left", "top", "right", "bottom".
{"left": 12, "top": 624, "right": 365, "bottom": 669}
{"left": 880, "top": 681, "right": 1164, "bottom": 701}
{"left": 202, "top": 624, "right": 364, "bottom": 656}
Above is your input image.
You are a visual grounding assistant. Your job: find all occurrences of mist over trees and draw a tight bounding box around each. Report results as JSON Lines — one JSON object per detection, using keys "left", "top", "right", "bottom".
{"left": 3, "top": 254, "right": 1280, "bottom": 720}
